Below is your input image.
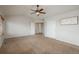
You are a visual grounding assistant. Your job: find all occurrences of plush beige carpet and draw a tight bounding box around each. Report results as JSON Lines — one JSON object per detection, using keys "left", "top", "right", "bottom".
{"left": 0, "top": 34, "right": 79, "bottom": 54}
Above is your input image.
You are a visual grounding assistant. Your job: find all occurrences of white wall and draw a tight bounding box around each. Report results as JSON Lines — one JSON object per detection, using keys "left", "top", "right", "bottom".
{"left": 30, "top": 22, "right": 35, "bottom": 35}
{"left": 56, "top": 9, "right": 79, "bottom": 46}
{"left": 5, "top": 16, "right": 32, "bottom": 38}
{"left": 5, "top": 15, "right": 44, "bottom": 38}
{"left": 44, "top": 17, "right": 56, "bottom": 38}
{"left": 44, "top": 9, "right": 79, "bottom": 46}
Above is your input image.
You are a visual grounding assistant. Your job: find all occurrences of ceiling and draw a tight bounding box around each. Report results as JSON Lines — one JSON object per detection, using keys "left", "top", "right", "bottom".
{"left": 0, "top": 5, "right": 79, "bottom": 19}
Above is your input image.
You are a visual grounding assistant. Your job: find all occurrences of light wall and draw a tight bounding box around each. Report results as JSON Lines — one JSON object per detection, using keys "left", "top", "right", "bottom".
{"left": 44, "top": 18, "right": 56, "bottom": 38}
{"left": 5, "top": 16, "right": 30, "bottom": 38}
{"left": 56, "top": 9, "right": 79, "bottom": 46}
{"left": 44, "top": 9, "right": 79, "bottom": 46}
{"left": 5, "top": 15, "right": 44, "bottom": 38}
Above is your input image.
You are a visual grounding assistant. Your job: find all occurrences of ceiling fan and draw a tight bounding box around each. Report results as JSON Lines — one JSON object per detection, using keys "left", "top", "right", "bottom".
{"left": 31, "top": 5, "right": 46, "bottom": 16}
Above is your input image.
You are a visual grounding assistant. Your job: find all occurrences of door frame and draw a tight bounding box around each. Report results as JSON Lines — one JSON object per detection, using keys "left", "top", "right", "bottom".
{"left": 35, "top": 22, "right": 44, "bottom": 35}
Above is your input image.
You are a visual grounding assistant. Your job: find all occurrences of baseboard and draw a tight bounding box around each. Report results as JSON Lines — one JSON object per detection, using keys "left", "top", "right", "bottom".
{"left": 5, "top": 34, "right": 35, "bottom": 39}
{"left": 46, "top": 36, "right": 79, "bottom": 49}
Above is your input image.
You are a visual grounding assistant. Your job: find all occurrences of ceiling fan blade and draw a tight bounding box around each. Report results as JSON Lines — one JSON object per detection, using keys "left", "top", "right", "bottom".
{"left": 40, "top": 12, "right": 46, "bottom": 14}
{"left": 39, "top": 8, "right": 44, "bottom": 11}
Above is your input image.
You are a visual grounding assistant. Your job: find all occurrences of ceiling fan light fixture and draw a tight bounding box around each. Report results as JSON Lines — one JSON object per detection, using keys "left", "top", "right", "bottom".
{"left": 36, "top": 12, "right": 40, "bottom": 15}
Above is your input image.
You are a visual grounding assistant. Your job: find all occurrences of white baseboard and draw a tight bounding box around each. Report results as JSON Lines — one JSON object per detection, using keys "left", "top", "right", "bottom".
{"left": 5, "top": 34, "right": 35, "bottom": 39}
{"left": 45, "top": 36, "right": 79, "bottom": 49}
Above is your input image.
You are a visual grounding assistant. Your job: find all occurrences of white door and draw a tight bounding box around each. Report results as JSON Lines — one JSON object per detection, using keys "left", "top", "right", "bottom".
{"left": 35, "top": 23, "right": 44, "bottom": 34}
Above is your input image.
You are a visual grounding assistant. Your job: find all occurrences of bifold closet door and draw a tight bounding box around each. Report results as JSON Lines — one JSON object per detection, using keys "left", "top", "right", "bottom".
{"left": 35, "top": 23, "right": 44, "bottom": 34}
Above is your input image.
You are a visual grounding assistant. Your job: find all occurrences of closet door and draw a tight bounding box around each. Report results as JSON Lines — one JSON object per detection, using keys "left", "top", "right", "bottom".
{"left": 35, "top": 23, "right": 44, "bottom": 34}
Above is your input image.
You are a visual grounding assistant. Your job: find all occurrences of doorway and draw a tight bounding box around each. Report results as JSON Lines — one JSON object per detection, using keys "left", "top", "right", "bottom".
{"left": 35, "top": 23, "right": 44, "bottom": 35}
